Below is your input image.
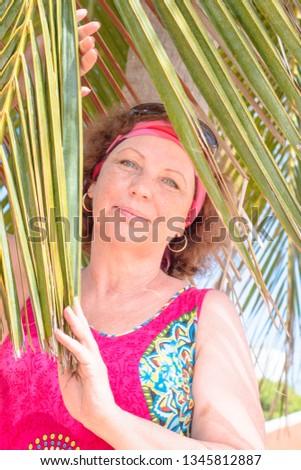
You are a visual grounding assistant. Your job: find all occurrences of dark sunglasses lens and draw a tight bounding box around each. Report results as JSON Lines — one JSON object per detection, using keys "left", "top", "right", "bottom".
{"left": 197, "top": 121, "right": 218, "bottom": 149}
{"left": 130, "top": 103, "right": 218, "bottom": 150}
{"left": 129, "top": 102, "right": 165, "bottom": 116}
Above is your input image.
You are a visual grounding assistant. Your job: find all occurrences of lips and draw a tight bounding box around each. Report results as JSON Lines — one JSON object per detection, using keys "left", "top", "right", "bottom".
{"left": 116, "top": 206, "right": 150, "bottom": 222}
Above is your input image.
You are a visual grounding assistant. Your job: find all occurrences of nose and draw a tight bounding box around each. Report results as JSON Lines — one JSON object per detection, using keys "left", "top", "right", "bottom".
{"left": 128, "top": 173, "right": 153, "bottom": 200}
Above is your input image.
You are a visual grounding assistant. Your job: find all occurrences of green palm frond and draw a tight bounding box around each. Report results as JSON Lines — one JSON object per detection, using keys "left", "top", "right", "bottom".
{"left": 1, "top": 1, "right": 82, "bottom": 362}
{"left": 1, "top": 0, "right": 301, "bottom": 416}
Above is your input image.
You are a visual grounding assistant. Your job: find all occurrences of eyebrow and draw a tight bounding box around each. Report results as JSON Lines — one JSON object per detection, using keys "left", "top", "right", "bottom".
{"left": 118, "top": 147, "right": 187, "bottom": 186}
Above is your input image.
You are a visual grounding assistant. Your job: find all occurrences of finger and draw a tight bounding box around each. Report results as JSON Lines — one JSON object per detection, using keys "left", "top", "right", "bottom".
{"left": 73, "top": 296, "right": 88, "bottom": 322}
{"left": 81, "top": 86, "right": 91, "bottom": 97}
{"left": 79, "top": 36, "right": 95, "bottom": 56}
{"left": 80, "top": 48, "right": 98, "bottom": 76}
{"left": 55, "top": 328, "right": 91, "bottom": 366}
{"left": 73, "top": 299, "right": 101, "bottom": 355}
{"left": 63, "top": 305, "right": 91, "bottom": 341}
{"left": 64, "top": 303, "right": 100, "bottom": 355}
{"left": 76, "top": 9, "right": 88, "bottom": 23}
{"left": 78, "top": 21, "right": 101, "bottom": 41}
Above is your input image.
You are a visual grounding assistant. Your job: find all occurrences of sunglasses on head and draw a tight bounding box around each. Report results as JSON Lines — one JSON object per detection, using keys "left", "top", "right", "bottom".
{"left": 129, "top": 102, "right": 218, "bottom": 153}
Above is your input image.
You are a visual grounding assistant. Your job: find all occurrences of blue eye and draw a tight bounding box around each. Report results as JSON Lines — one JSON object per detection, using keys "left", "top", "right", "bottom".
{"left": 120, "top": 160, "right": 137, "bottom": 168}
{"left": 162, "top": 178, "right": 179, "bottom": 189}
{"left": 118, "top": 160, "right": 179, "bottom": 188}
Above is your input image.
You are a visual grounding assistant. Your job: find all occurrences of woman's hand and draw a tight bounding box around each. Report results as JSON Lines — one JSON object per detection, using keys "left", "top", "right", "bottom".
{"left": 77, "top": 9, "right": 100, "bottom": 97}
{"left": 55, "top": 296, "right": 117, "bottom": 432}
{"left": 17, "top": 9, "right": 99, "bottom": 102}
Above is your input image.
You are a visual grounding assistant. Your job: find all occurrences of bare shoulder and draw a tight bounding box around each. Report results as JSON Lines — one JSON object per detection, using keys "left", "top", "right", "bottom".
{"left": 191, "top": 288, "right": 267, "bottom": 449}
{"left": 196, "top": 288, "right": 254, "bottom": 374}
{"left": 197, "top": 289, "right": 246, "bottom": 347}
{"left": 201, "top": 288, "right": 240, "bottom": 317}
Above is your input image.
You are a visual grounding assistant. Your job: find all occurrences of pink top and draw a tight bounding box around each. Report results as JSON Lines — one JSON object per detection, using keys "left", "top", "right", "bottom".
{"left": 0, "top": 286, "right": 211, "bottom": 450}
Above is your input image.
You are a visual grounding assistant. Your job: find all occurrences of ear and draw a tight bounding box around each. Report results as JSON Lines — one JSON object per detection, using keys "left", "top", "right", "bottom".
{"left": 87, "top": 181, "right": 96, "bottom": 198}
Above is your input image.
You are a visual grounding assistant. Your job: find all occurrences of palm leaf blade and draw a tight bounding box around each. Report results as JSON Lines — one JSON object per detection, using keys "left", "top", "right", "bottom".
{"left": 199, "top": 0, "right": 301, "bottom": 157}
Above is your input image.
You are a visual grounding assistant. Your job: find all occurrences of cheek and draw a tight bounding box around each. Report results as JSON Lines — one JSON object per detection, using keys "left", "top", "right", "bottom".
{"left": 155, "top": 193, "right": 192, "bottom": 238}
{"left": 94, "top": 170, "right": 125, "bottom": 203}
{"left": 160, "top": 189, "right": 193, "bottom": 218}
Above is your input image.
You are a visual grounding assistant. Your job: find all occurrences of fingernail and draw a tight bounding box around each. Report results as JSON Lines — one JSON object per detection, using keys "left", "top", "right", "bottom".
{"left": 82, "top": 87, "right": 91, "bottom": 97}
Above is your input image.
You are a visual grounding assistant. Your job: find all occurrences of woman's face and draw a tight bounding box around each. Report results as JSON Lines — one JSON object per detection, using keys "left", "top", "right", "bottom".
{"left": 88, "top": 135, "right": 195, "bottom": 248}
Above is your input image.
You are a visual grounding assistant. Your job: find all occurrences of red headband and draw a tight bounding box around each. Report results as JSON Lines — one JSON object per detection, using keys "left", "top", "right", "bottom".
{"left": 92, "top": 120, "right": 206, "bottom": 227}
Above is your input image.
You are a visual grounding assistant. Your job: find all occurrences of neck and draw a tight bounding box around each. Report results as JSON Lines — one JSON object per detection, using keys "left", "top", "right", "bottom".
{"left": 82, "top": 241, "right": 167, "bottom": 300}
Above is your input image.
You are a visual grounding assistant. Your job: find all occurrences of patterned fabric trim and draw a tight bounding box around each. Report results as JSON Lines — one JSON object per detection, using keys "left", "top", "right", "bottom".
{"left": 28, "top": 433, "right": 80, "bottom": 450}
{"left": 139, "top": 308, "right": 198, "bottom": 436}
{"left": 93, "top": 285, "right": 193, "bottom": 338}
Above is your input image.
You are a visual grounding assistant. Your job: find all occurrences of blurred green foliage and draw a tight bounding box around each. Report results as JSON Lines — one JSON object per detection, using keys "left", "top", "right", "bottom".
{"left": 260, "top": 380, "right": 301, "bottom": 421}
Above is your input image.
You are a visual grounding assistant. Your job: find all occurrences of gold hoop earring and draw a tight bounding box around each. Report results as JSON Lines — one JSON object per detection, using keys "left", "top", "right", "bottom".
{"left": 82, "top": 193, "right": 93, "bottom": 213}
{"left": 168, "top": 234, "right": 188, "bottom": 253}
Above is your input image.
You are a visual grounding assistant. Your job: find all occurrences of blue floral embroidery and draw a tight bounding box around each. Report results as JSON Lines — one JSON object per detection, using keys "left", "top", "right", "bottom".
{"left": 139, "top": 309, "right": 198, "bottom": 436}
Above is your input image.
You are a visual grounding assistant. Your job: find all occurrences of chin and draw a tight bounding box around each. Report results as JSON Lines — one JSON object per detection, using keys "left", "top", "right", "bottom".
{"left": 97, "top": 223, "right": 151, "bottom": 246}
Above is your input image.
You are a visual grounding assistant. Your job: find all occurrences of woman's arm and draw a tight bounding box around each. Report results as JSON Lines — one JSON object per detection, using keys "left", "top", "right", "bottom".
{"left": 190, "top": 289, "right": 266, "bottom": 449}
{"left": 56, "top": 293, "right": 266, "bottom": 450}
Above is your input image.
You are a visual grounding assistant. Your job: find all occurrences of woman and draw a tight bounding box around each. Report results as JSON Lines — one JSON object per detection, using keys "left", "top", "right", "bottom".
{"left": 0, "top": 21, "right": 266, "bottom": 452}
{"left": 54, "top": 103, "right": 267, "bottom": 450}
{"left": 0, "top": 103, "right": 266, "bottom": 450}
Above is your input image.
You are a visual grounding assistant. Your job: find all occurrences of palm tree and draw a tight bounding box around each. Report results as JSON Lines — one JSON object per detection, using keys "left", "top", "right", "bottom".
{"left": 1, "top": 0, "right": 300, "bottom": 417}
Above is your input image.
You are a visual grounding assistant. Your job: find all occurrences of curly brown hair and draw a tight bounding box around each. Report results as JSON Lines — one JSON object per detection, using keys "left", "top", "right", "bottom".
{"left": 82, "top": 103, "right": 232, "bottom": 281}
